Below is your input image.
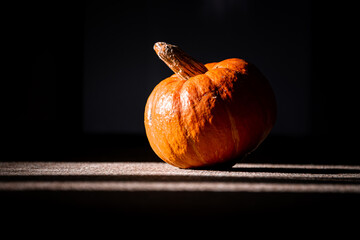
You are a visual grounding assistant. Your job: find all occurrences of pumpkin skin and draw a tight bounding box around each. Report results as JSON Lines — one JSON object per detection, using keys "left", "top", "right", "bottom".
{"left": 145, "top": 57, "right": 276, "bottom": 169}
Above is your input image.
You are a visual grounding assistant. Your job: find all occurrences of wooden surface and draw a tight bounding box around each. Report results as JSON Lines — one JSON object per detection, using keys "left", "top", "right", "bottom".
{"left": 1, "top": 161, "right": 360, "bottom": 233}
{"left": 1, "top": 162, "right": 360, "bottom": 192}
{"left": 2, "top": 162, "right": 360, "bottom": 210}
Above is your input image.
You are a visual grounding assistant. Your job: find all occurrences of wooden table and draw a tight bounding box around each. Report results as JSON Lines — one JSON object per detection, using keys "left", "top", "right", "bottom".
{"left": 1, "top": 161, "right": 359, "bottom": 221}
{"left": 1, "top": 162, "right": 360, "bottom": 192}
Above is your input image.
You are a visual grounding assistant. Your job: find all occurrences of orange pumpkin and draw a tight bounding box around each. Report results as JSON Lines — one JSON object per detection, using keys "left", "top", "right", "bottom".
{"left": 144, "top": 42, "right": 276, "bottom": 169}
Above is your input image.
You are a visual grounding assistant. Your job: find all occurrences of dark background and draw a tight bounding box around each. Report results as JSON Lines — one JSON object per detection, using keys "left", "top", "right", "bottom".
{"left": 5, "top": 0, "right": 358, "bottom": 163}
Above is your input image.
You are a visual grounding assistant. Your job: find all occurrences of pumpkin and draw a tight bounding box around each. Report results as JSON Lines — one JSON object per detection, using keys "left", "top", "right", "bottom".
{"left": 144, "top": 42, "right": 276, "bottom": 169}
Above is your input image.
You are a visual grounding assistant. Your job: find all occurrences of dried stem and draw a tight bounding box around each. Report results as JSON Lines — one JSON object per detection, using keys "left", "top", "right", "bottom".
{"left": 154, "top": 42, "right": 208, "bottom": 80}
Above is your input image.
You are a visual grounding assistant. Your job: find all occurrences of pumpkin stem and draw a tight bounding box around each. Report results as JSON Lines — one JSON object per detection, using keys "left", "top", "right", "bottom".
{"left": 154, "top": 42, "right": 208, "bottom": 80}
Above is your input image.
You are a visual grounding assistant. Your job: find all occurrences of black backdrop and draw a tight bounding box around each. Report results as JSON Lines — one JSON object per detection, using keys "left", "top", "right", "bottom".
{"left": 5, "top": 0, "right": 358, "bottom": 163}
